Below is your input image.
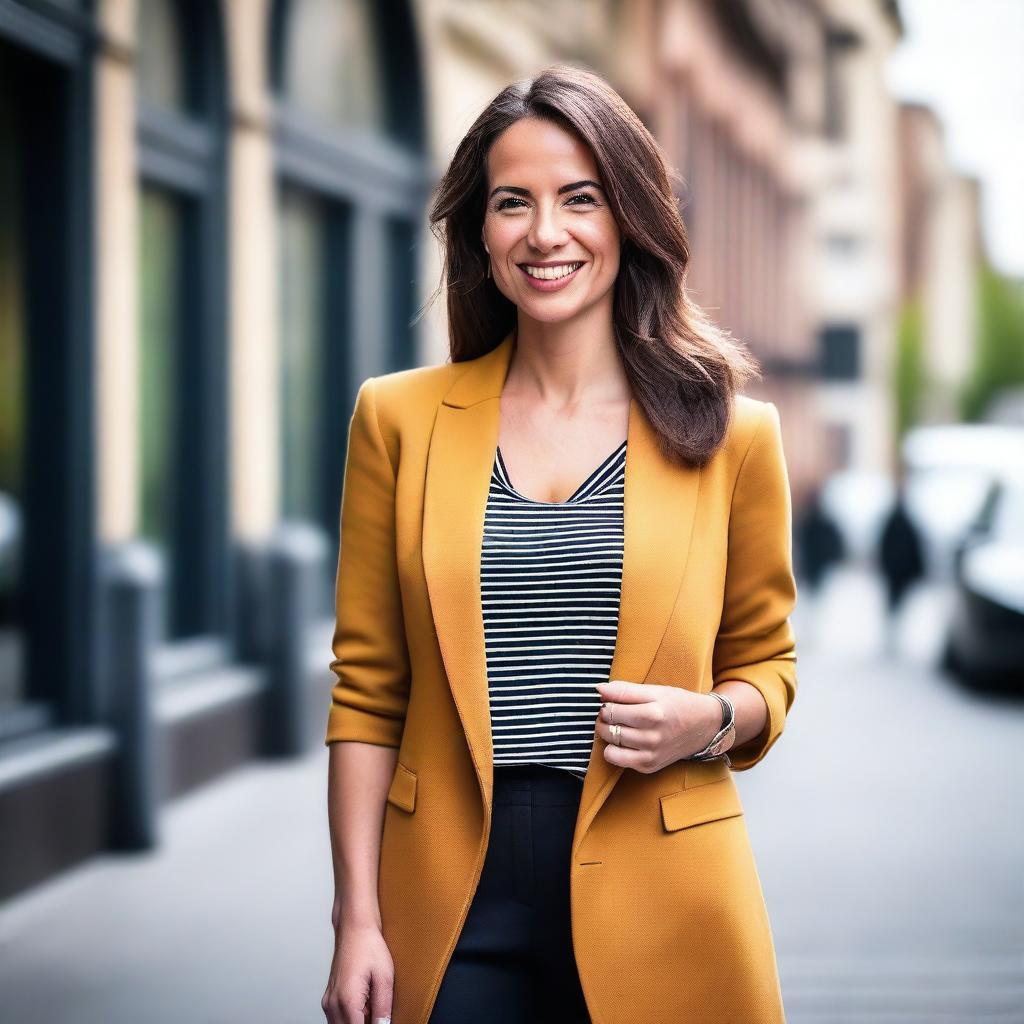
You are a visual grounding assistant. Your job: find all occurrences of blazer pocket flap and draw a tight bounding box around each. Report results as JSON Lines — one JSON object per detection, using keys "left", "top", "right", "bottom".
{"left": 386, "top": 761, "right": 417, "bottom": 813}
{"left": 660, "top": 776, "right": 743, "bottom": 832}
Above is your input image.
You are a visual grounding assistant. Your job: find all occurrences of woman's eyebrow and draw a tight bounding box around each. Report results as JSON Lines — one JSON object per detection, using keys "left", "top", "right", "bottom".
{"left": 488, "top": 179, "right": 605, "bottom": 200}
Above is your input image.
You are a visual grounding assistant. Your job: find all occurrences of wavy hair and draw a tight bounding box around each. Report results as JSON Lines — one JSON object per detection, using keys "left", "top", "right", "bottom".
{"left": 420, "top": 63, "right": 762, "bottom": 467}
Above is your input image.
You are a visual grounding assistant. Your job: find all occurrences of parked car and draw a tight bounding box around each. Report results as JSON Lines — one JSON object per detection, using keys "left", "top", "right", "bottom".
{"left": 901, "top": 423, "right": 1024, "bottom": 581}
{"left": 941, "top": 471, "right": 1024, "bottom": 688}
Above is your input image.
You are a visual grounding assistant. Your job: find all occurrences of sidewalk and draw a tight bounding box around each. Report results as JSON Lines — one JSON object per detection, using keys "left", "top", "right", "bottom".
{"left": 2, "top": 566, "right": 1020, "bottom": 1023}
{"left": 0, "top": 749, "right": 336, "bottom": 1024}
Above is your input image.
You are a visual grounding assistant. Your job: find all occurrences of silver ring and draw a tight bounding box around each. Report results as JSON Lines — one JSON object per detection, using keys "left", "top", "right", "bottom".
{"left": 611, "top": 724, "right": 622, "bottom": 746}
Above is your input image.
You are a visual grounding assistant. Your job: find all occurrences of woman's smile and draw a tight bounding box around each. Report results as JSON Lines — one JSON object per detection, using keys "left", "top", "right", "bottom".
{"left": 516, "top": 260, "right": 586, "bottom": 291}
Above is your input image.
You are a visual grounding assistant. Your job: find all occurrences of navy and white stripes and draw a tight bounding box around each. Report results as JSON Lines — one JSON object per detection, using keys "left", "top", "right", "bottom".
{"left": 481, "top": 440, "right": 627, "bottom": 781}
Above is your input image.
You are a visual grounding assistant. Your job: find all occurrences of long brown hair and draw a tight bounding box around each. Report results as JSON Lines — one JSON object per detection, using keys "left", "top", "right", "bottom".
{"left": 421, "top": 63, "right": 761, "bottom": 468}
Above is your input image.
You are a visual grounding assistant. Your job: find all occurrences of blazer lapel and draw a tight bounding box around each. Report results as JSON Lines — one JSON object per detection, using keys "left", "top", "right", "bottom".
{"left": 421, "top": 330, "right": 702, "bottom": 849}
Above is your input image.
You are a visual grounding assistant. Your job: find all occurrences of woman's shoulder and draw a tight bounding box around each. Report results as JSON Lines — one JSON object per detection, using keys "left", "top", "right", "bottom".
{"left": 730, "top": 393, "right": 777, "bottom": 435}
{"left": 357, "top": 361, "right": 464, "bottom": 445}
{"left": 369, "top": 361, "right": 461, "bottom": 408}
{"left": 719, "top": 394, "right": 782, "bottom": 469}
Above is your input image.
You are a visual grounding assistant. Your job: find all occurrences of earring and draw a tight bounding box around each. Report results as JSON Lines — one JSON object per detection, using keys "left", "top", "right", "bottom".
{"left": 486, "top": 258, "right": 492, "bottom": 279}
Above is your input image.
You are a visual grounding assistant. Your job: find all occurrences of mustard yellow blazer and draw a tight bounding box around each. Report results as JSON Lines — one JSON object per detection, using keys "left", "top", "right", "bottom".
{"left": 326, "top": 330, "right": 798, "bottom": 1024}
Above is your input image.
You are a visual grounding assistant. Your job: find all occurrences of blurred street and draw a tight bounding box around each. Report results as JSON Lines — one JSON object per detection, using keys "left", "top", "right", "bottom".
{"left": 751, "top": 565, "right": 1024, "bottom": 1022}
{"left": 1, "top": 565, "right": 1021, "bottom": 1024}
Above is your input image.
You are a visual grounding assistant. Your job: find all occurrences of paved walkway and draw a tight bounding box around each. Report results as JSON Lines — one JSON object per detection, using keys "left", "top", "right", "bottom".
{"left": 1, "top": 567, "right": 1021, "bottom": 1022}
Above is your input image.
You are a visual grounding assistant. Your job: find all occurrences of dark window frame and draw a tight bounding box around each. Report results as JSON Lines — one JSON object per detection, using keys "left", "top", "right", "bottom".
{"left": 0, "top": 1, "right": 97, "bottom": 740}
{"left": 135, "top": 0, "right": 231, "bottom": 656}
{"left": 268, "top": 0, "right": 429, "bottom": 545}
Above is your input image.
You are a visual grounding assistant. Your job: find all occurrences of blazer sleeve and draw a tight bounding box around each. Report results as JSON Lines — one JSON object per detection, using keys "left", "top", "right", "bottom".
{"left": 712, "top": 401, "right": 798, "bottom": 771}
{"left": 324, "top": 377, "right": 411, "bottom": 748}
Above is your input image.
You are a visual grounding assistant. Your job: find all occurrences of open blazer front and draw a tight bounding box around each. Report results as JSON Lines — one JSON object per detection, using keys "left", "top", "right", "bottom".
{"left": 326, "top": 330, "right": 799, "bottom": 1024}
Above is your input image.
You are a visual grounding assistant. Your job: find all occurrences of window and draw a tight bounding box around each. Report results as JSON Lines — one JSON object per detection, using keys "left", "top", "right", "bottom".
{"left": 0, "top": 14, "right": 94, "bottom": 739}
{"left": 280, "top": 0, "right": 384, "bottom": 133}
{"left": 137, "top": 0, "right": 188, "bottom": 112}
{"left": 278, "top": 187, "right": 344, "bottom": 522}
{"left": 820, "top": 323, "right": 862, "bottom": 381}
{"left": 136, "top": 0, "right": 228, "bottom": 643}
{"left": 823, "top": 25, "right": 859, "bottom": 142}
{"left": 270, "top": 0, "right": 427, "bottom": 555}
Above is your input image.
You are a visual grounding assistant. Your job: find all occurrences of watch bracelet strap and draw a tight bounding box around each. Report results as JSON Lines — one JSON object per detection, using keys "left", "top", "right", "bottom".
{"left": 685, "top": 691, "right": 735, "bottom": 761}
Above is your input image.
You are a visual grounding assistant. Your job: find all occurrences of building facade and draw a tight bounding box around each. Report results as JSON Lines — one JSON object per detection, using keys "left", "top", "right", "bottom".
{"left": 2, "top": 0, "right": 933, "bottom": 901}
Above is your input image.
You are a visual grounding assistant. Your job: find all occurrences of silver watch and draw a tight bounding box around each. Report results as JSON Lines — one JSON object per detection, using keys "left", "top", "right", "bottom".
{"left": 687, "top": 691, "right": 735, "bottom": 761}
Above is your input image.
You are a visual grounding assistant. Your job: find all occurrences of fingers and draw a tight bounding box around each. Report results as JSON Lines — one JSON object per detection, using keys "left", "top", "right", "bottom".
{"left": 602, "top": 737, "right": 658, "bottom": 772}
{"left": 321, "top": 958, "right": 393, "bottom": 1024}
{"left": 320, "top": 982, "right": 362, "bottom": 1024}
{"left": 322, "top": 929, "right": 394, "bottom": 1024}
{"left": 595, "top": 678, "right": 661, "bottom": 703}
{"left": 595, "top": 718, "right": 647, "bottom": 750}
{"left": 321, "top": 968, "right": 376, "bottom": 1024}
{"left": 597, "top": 700, "right": 660, "bottom": 729}
{"left": 369, "top": 965, "right": 394, "bottom": 1024}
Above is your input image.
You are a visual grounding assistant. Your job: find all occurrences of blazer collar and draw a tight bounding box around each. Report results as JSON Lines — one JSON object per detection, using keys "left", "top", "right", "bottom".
{"left": 422, "top": 330, "right": 702, "bottom": 854}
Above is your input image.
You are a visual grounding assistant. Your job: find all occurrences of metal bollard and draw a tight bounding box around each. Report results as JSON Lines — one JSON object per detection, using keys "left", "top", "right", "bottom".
{"left": 101, "top": 540, "right": 163, "bottom": 850}
{"left": 264, "top": 522, "right": 328, "bottom": 757}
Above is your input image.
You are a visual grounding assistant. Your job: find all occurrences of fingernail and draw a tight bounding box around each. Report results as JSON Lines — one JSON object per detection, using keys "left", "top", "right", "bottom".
{"left": 375, "top": 1017, "right": 391, "bottom": 1024}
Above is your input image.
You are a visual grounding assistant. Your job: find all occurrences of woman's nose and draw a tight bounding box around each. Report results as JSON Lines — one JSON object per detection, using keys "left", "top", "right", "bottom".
{"left": 527, "top": 205, "right": 569, "bottom": 250}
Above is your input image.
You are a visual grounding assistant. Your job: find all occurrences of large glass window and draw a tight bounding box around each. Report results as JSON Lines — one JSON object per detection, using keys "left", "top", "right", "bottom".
{"left": 271, "top": 0, "right": 426, "bottom": 555}
{"left": 0, "top": 22, "right": 93, "bottom": 738}
{"left": 137, "top": 0, "right": 187, "bottom": 111}
{"left": 279, "top": 188, "right": 332, "bottom": 520}
{"left": 280, "top": 0, "right": 383, "bottom": 132}
{"left": 138, "top": 187, "right": 184, "bottom": 636}
{"left": 136, "top": 0, "right": 227, "bottom": 644}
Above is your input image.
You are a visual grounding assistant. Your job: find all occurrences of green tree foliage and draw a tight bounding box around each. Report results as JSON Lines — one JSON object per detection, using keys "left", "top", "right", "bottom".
{"left": 960, "top": 261, "right": 1024, "bottom": 422}
{"left": 893, "top": 296, "right": 926, "bottom": 444}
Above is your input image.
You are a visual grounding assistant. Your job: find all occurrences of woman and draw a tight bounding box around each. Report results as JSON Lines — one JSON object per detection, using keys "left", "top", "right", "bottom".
{"left": 322, "top": 64, "right": 798, "bottom": 1024}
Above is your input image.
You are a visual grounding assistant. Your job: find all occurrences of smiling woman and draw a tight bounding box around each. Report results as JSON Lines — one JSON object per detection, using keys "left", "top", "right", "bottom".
{"left": 423, "top": 64, "right": 763, "bottom": 471}
{"left": 324, "top": 63, "right": 797, "bottom": 1024}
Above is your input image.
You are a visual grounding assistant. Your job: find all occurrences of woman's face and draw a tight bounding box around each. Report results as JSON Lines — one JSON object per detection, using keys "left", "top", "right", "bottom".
{"left": 482, "top": 117, "right": 621, "bottom": 323}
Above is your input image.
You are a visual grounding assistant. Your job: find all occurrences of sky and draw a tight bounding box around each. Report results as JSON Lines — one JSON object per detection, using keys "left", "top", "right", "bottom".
{"left": 886, "top": 0, "right": 1024, "bottom": 278}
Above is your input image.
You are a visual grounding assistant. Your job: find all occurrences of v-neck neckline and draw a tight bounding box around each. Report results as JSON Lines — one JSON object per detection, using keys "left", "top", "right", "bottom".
{"left": 495, "top": 439, "right": 627, "bottom": 505}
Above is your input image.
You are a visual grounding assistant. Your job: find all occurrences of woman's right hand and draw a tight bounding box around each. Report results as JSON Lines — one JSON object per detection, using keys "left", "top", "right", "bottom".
{"left": 322, "top": 918, "right": 394, "bottom": 1024}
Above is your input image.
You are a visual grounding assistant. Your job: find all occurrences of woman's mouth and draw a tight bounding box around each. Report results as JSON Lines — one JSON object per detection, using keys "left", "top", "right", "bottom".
{"left": 516, "top": 261, "right": 586, "bottom": 292}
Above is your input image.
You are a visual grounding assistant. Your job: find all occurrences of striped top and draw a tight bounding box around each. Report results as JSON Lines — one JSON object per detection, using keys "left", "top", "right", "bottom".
{"left": 481, "top": 439, "right": 627, "bottom": 781}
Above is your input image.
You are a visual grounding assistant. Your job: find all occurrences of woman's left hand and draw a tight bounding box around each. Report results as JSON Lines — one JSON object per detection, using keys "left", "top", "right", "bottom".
{"left": 594, "top": 679, "right": 733, "bottom": 773}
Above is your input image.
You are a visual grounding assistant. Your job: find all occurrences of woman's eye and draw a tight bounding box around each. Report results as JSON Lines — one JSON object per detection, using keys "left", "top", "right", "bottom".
{"left": 495, "top": 193, "right": 597, "bottom": 211}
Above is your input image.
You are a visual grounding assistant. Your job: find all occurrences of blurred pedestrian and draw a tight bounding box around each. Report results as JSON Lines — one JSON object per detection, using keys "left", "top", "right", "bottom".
{"left": 877, "top": 477, "right": 926, "bottom": 656}
{"left": 795, "top": 483, "right": 845, "bottom": 643}
{"left": 796, "top": 484, "right": 845, "bottom": 592}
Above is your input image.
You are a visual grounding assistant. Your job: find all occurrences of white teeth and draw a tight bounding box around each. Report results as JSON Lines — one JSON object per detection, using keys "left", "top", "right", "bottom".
{"left": 522, "top": 262, "right": 582, "bottom": 280}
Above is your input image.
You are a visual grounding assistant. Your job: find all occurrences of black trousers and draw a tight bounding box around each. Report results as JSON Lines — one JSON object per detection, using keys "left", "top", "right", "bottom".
{"left": 428, "top": 764, "right": 592, "bottom": 1023}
